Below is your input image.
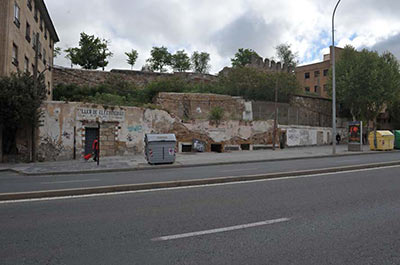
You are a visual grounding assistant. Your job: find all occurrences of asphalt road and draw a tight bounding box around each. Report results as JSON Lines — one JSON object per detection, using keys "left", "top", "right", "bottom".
{"left": 1, "top": 165, "right": 400, "bottom": 264}
{"left": 1, "top": 152, "right": 400, "bottom": 193}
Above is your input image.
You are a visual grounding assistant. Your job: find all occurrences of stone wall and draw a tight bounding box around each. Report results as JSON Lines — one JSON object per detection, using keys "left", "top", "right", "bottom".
{"left": 252, "top": 95, "right": 333, "bottom": 127}
{"left": 156, "top": 92, "right": 245, "bottom": 121}
{"left": 36, "top": 101, "right": 276, "bottom": 161}
{"left": 52, "top": 66, "right": 217, "bottom": 88}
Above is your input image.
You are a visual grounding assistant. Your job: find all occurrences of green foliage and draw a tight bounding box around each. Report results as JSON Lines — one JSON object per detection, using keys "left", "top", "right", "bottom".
{"left": 146, "top": 46, "right": 172, "bottom": 72}
{"left": 231, "top": 48, "right": 260, "bottom": 67}
{"left": 171, "top": 50, "right": 191, "bottom": 72}
{"left": 0, "top": 72, "right": 47, "bottom": 129}
{"left": 218, "top": 67, "right": 299, "bottom": 102}
{"left": 53, "top": 46, "right": 61, "bottom": 58}
{"left": 125, "top": 49, "right": 138, "bottom": 69}
{"left": 209, "top": 106, "right": 224, "bottom": 124}
{"left": 65, "top": 32, "right": 113, "bottom": 70}
{"left": 334, "top": 45, "right": 400, "bottom": 124}
{"left": 191, "top": 51, "right": 211, "bottom": 73}
{"left": 276, "top": 43, "right": 298, "bottom": 70}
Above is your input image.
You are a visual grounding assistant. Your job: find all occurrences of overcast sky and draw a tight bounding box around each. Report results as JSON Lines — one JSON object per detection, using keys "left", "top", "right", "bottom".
{"left": 46, "top": 0, "right": 400, "bottom": 74}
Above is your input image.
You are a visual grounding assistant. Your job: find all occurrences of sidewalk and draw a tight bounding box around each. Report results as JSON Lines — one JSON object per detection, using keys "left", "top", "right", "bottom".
{"left": 0, "top": 145, "right": 382, "bottom": 175}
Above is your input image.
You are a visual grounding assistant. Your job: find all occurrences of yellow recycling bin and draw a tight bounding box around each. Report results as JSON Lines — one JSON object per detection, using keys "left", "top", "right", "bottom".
{"left": 368, "top": 130, "right": 394, "bottom": 151}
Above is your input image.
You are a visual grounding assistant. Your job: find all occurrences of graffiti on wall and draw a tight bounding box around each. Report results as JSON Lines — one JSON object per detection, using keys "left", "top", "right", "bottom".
{"left": 128, "top": 125, "right": 143, "bottom": 132}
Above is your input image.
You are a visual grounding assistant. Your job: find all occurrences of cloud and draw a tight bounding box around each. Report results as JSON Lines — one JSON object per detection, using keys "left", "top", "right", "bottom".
{"left": 371, "top": 33, "right": 400, "bottom": 59}
{"left": 46, "top": 0, "right": 400, "bottom": 74}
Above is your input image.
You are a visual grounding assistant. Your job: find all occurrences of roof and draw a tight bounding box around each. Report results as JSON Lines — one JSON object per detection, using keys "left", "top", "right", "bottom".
{"left": 145, "top": 134, "right": 176, "bottom": 142}
{"left": 35, "top": 0, "right": 59, "bottom": 42}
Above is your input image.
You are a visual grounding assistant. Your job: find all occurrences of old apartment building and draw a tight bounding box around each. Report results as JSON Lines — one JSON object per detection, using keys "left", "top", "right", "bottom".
{"left": 0, "top": 0, "right": 59, "bottom": 97}
{"left": 295, "top": 46, "right": 343, "bottom": 99}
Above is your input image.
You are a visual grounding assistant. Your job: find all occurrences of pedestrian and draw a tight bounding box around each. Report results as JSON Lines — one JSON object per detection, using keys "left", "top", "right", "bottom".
{"left": 336, "top": 133, "right": 341, "bottom": 145}
{"left": 92, "top": 138, "right": 99, "bottom": 162}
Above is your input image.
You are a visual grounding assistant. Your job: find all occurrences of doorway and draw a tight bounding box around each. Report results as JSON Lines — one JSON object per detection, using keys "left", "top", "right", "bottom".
{"left": 84, "top": 127, "right": 99, "bottom": 155}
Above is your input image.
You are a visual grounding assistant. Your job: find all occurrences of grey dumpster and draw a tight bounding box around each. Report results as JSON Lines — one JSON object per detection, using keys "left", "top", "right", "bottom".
{"left": 145, "top": 133, "right": 176, "bottom": 165}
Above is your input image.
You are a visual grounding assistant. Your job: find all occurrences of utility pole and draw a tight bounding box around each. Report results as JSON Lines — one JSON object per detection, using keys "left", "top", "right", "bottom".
{"left": 31, "top": 32, "right": 39, "bottom": 162}
{"left": 331, "top": 0, "right": 341, "bottom": 155}
{"left": 272, "top": 78, "right": 278, "bottom": 150}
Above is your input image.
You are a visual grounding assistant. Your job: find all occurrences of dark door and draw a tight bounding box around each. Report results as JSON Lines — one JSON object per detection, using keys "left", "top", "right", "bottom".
{"left": 85, "top": 128, "right": 99, "bottom": 155}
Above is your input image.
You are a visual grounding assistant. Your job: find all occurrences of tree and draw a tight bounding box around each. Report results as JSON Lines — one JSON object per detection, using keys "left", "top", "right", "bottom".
{"left": 64, "top": 32, "right": 113, "bottom": 70}
{"left": 276, "top": 43, "right": 298, "bottom": 71}
{"left": 53, "top": 46, "right": 61, "bottom": 58}
{"left": 334, "top": 45, "right": 400, "bottom": 145}
{"left": 171, "top": 50, "right": 191, "bottom": 72}
{"left": 231, "top": 48, "right": 260, "bottom": 67}
{"left": 0, "top": 72, "right": 46, "bottom": 158}
{"left": 146, "top": 46, "right": 171, "bottom": 72}
{"left": 218, "top": 67, "right": 299, "bottom": 102}
{"left": 125, "top": 49, "right": 138, "bottom": 70}
{"left": 191, "top": 51, "right": 211, "bottom": 73}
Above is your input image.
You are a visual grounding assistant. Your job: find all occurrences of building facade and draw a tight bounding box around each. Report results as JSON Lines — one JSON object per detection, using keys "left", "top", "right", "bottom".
{"left": 0, "top": 0, "right": 59, "bottom": 97}
{"left": 295, "top": 46, "right": 343, "bottom": 99}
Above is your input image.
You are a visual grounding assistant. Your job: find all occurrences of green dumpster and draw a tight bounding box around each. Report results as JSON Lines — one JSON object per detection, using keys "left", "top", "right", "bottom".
{"left": 394, "top": 130, "right": 400, "bottom": 149}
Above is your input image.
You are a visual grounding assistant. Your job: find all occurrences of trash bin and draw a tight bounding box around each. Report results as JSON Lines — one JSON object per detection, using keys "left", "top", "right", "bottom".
{"left": 144, "top": 133, "right": 177, "bottom": 164}
{"left": 368, "top": 131, "right": 394, "bottom": 151}
{"left": 394, "top": 130, "right": 400, "bottom": 149}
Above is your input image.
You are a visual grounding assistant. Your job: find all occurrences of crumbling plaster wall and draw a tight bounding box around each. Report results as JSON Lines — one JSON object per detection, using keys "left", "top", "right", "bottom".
{"left": 280, "top": 125, "right": 347, "bottom": 147}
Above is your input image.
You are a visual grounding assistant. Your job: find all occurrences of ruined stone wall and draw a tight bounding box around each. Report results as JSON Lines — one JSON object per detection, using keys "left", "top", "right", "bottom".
{"left": 52, "top": 66, "right": 217, "bottom": 88}
{"left": 156, "top": 92, "right": 245, "bottom": 121}
{"left": 36, "top": 101, "right": 276, "bottom": 161}
{"left": 252, "top": 95, "right": 333, "bottom": 127}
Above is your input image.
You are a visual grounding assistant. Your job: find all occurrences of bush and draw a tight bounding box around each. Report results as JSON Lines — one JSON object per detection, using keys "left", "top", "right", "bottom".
{"left": 209, "top": 106, "right": 224, "bottom": 125}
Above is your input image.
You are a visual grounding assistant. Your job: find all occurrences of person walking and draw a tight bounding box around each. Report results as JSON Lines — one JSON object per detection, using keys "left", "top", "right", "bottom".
{"left": 92, "top": 138, "right": 99, "bottom": 162}
{"left": 336, "top": 133, "right": 341, "bottom": 145}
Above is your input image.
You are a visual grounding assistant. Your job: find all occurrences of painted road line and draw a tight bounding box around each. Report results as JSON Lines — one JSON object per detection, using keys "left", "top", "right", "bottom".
{"left": 2, "top": 164, "right": 400, "bottom": 204}
{"left": 151, "top": 217, "right": 290, "bottom": 241}
{"left": 40, "top": 179, "right": 100, "bottom": 184}
{"left": 221, "top": 168, "right": 260, "bottom": 172}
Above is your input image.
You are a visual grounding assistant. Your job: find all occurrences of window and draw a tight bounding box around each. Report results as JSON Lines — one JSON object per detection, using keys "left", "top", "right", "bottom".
{"left": 49, "top": 39, "right": 52, "bottom": 49}
{"left": 314, "top": 70, "right": 320, "bottom": 78}
{"left": 34, "top": 8, "right": 38, "bottom": 22}
{"left": 40, "top": 16, "right": 43, "bottom": 31}
{"left": 305, "top": 72, "right": 310, "bottom": 79}
{"left": 305, "top": 86, "right": 310, "bottom": 92}
{"left": 323, "top": 84, "right": 328, "bottom": 91}
{"left": 323, "top": 69, "right": 329, "bottom": 76}
{"left": 14, "top": 2, "right": 20, "bottom": 28}
{"left": 12, "top": 44, "right": 18, "bottom": 66}
{"left": 43, "top": 49, "right": 47, "bottom": 65}
{"left": 32, "top": 31, "right": 36, "bottom": 49}
{"left": 314, "top": 85, "right": 319, "bottom": 93}
{"left": 44, "top": 28, "right": 47, "bottom": 40}
{"left": 27, "top": 0, "right": 32, "bottom": 10}
{"left": 38, "top": 41, "right": 42, "bottom": 59}
{"left": 24, "top": 57, "right": 29, "bottom": 73}
{"left": 25, "top": 22, "right": 31, "bottom": 42}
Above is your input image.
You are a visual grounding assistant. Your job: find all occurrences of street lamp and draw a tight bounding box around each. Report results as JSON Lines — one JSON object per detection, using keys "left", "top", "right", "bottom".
{"left": 332, "top": 0, "right": 341, "bottom": 155}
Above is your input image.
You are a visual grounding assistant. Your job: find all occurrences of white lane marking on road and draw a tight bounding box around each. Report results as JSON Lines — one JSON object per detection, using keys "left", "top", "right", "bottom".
{"left": 221, "top": 168, "right": 259, "bottom": 172}
{"left": 151, "top": 217, "right": 290, "bottom": 241}
{"left": 40, "top": 179, "right": 100, "bottom": 184}
{"left": 2, "top": 164, "right": 400, "bottom": 204}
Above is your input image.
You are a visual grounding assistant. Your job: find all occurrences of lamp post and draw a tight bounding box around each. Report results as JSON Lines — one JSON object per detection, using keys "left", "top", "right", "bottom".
{"left": 332, "top": 0, "right": 341, "bottom": 155}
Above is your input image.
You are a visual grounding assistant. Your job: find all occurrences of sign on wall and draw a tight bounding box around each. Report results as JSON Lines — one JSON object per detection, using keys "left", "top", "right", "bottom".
{"left": 77, "top": 108, "right": 125, "bottom": 122}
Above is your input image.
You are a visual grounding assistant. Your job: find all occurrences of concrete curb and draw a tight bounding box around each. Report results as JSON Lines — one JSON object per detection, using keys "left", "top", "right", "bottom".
{"left": 1, "top": 160, "right": 399, "bottom": 201}
{"left": 13, "top": 150, "right": 400, "bottom": 176}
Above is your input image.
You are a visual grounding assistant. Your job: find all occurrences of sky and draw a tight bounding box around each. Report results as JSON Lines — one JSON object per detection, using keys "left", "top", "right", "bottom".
{"left": 46, "top": 0, "right": 400, "bottom": 74}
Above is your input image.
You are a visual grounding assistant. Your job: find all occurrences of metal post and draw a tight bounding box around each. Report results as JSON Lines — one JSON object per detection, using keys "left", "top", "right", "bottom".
{"left": 31, "top": 32, "right": 39, "bottom": 162}
{"left": 332, "top": 0, "right": 341, "bottom": 155}
{"left": 272, "top": 78, "right": 278, "bottom": 150}
{"left": 97, "top": 122, "right": 100, "bottom": 166}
